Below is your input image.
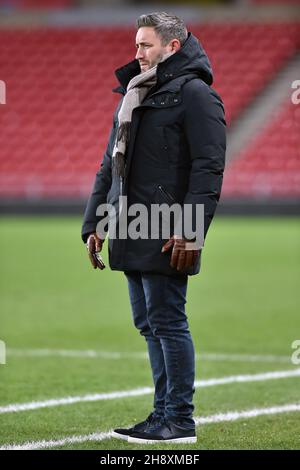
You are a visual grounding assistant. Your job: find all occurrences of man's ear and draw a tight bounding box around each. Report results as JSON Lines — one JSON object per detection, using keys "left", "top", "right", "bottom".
{"left": 170, "top": 39, "right": 181, "bottom": 52}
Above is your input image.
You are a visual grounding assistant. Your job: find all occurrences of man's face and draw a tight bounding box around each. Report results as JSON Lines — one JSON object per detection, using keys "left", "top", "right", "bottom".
{"left": 135, "top": 27, "right": 174, "bottom": 72}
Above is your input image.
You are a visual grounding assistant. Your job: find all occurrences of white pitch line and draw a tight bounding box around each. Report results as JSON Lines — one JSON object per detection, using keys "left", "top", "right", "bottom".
{"left": 7, "top": 348, "right": 148, "bottom": 360}
{"left": 195, "top": 403, "right": 300, "bottom": 425}
{"left": 1, "top": 368, "right": 299, "bottom": 415}
{"left": 0, "top": 387, "right": 154, "bottom": 414}
{"left": 201, "top": 352, "right": 291, "bottom": 364}
{"left": 1, "top": 403, "right": 300, "bottom": 450}
{"left": 7, "top": 348, "right": 291, "bottom": 363}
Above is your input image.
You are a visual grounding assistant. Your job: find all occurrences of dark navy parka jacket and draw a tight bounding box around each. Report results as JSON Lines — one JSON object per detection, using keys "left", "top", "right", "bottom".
{"left": 81, "top": 33, "right": 226, "bottom": 276}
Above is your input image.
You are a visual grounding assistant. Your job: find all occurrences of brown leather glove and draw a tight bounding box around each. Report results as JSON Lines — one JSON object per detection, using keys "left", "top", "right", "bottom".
{"left": 161, "top": 235, "right": 200, "bottom": 271}
{"left": 86, "top": 233, "right": 105, "bottom": 270}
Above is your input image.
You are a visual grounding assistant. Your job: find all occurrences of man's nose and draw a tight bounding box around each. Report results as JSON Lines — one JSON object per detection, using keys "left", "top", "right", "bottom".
{"left": 135, "top": 47, "right": 144, "bottom": 60}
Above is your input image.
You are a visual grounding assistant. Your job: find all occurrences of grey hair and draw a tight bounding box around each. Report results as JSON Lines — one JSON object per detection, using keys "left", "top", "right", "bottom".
{"left": 136, "top": 12, "right": 188, "bottom": 46}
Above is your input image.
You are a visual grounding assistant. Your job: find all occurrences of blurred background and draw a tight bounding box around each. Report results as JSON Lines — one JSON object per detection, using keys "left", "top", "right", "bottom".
{"left": 0, "top": 0, "right": 299, "bottom": 214}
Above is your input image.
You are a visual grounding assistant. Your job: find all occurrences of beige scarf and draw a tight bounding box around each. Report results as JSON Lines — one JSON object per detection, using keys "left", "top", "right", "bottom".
{"left": 112, "top": 52, "right": 174, "bottom": 178}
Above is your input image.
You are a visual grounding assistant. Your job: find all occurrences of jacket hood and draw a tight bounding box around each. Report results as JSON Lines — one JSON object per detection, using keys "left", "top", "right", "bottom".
{"left": 114, "top": 32, "right": 213, "bottom": 92}
{"left": 156, "top": 32, "right": 213, "bottom": 86}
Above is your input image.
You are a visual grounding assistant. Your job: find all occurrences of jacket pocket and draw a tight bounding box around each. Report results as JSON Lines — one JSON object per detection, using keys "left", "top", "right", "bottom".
{"left": 154, "top": 184, "right": 187, "bottom": 206}
{"left": 154, "top": 185, "right": 182, "bottom": 234}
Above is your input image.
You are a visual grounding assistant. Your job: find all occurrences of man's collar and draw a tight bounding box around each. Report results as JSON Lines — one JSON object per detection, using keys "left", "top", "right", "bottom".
{"left": 114, "top": 59, "right": 141, "bottom": 94}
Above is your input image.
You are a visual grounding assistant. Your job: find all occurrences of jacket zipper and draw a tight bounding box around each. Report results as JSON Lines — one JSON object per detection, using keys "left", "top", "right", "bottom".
{"left": 158, "top": 185, "right": 175, "bottom": 203}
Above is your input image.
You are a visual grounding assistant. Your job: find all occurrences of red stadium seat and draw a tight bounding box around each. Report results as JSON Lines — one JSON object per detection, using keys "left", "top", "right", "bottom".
{"left": 223, "top": 102, "right": 300, "bottom": 197}
{"left": 0, "top": 24, "right": 299, "bottom": 198}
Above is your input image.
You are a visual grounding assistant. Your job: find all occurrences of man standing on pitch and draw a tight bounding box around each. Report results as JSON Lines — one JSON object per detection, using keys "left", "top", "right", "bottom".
{"left": 82, "top": 12, "right": 226, "bottom": 444}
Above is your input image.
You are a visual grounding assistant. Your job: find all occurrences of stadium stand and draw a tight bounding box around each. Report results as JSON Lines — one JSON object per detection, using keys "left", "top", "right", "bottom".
{"left": 0, "top": 23, "right": 299, "bottom": 201}
{"left": 0, "top": 0, "right": 74, "bottom": 8}
{"left": 223, "top": 101, "right": 300, "bottom": 197}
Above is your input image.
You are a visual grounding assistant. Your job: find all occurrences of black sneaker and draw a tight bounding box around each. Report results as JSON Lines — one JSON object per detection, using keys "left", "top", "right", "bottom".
{"left": 128, "top": 418, "right": 197, "bottom": 444}
{"left": 112, "top": 412, "right": 163, "bottom": 441}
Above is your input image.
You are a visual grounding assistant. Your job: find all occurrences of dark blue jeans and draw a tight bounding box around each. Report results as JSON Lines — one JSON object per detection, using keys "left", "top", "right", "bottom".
{"left": 124, "top": 271, "right": 195, "bottom": 429}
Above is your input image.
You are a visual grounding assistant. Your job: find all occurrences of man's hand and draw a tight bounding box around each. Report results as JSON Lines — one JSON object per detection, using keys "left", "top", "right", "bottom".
{"left": 161, "top": 235, "right": 200, "bottom": 271}
{"left": 86, "top": 233, "right": 105, "bottom": 270}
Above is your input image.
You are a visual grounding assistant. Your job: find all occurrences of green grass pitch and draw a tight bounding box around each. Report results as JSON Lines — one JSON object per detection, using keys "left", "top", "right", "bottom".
{"left": 0, "top": 215, "right": 299, "bottom": 450}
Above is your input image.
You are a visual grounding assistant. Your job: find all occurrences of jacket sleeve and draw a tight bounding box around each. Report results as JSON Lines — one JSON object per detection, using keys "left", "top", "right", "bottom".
{"left": 182, "top": 80, "right": 226, "bottom": 241}
{"left": 81, "top": 118, "right": 117, "bottom": 243}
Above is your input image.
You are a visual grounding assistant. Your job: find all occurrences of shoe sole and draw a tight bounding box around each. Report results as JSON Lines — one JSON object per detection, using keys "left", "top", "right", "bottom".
{"left": 111, "top": 431, "right": 129, "bottom": 441}
{"left": 128, "top": 436, "right": 197, "bottom": 444}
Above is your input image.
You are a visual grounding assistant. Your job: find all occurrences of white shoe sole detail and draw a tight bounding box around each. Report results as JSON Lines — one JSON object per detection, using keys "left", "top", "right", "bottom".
{"left": 111, "top": 431, "right": 129, "bottom": 441}
{"left": 128, "top": 436, "right": 197, "bottom": 444}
